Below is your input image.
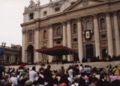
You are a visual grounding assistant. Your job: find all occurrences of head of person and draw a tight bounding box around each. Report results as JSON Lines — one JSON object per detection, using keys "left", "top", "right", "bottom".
{"left": 47, "top": 65, "right": 51, "bottom": 69}
{"left": 32, "top": 66, "right": 36, "bottom": 71}
{"left": 25, "top": 80, "right": 32, "bottom": 86}
{"left": 39, "top": 68, "right": 44, "bottom": 74}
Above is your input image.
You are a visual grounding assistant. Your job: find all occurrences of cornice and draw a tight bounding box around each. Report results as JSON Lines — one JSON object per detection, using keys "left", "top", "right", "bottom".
{"left": 21, "top": 0, "right": 120, "bottom": 27}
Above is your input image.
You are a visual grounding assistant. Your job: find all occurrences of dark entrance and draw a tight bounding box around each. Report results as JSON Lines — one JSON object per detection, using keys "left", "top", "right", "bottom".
{"left": 102, "top": 48, "right": 108, "bottom": 59}
{"left": 86, "top": 44, "right": 94, "bottom": 60}
{"left": 27, "top": 45, "right": 34, "bottom": 64}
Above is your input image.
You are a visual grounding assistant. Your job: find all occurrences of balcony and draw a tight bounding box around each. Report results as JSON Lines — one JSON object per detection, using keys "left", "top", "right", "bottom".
{"left": 53, "top": 35, "right": 62, "bottom": 40}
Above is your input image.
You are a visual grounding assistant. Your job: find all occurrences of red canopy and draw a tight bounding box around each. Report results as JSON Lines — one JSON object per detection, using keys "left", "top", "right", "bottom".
{"left": 36, "top": 45, "right": 78, "bottom": 56}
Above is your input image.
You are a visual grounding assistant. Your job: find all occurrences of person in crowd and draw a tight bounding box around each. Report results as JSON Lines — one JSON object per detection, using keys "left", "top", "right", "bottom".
{"left": 29, "top": 66, "right": 38, "bottom": 85}
{"left": 44, "top": 65, "right": 53, "bottom": 86}
{"left": 2, "top": 63, "right": 120, "bottom": 86}
{"left": 37, "top": 67, "right": 45, "bottom": 86}
{"left": 9, "top": 73, "right": 18, "bottom": 86}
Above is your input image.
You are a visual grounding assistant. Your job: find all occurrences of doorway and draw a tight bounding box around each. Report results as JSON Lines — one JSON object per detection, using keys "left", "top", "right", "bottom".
{"left": 27, "top": 45, "right": 34, "bottom": 64}
{"left": 86, "top": 44, "right": 95, "bottom": 60}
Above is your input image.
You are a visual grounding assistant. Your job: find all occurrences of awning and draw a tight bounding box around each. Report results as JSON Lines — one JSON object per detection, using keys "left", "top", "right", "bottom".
{"left": 36, "top": 45, "right": 78, "bottom": 56}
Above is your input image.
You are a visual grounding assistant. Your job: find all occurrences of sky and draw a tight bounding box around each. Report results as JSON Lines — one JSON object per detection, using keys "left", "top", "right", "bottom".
{"left": 0, "top": 0, "right": 49, "bottom": 46}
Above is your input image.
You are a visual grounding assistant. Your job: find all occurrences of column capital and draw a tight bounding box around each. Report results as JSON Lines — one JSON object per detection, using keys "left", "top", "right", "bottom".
{"left": 62, "top": 21, "right": 67, "bottom": 26}
{"left": 93, "top": 14, "right": 98, "bottom": 18}
{"left": 35, "top": 28, "right": 40, "bottom": 31}
{"left": 76, "top": 18, "right": 81, "bottom": 22}
{"left": 22, "top": 30, "right": 27, "bottom": 34}
{"left": 113, "top": 11, "right": 118, "bottom": 16}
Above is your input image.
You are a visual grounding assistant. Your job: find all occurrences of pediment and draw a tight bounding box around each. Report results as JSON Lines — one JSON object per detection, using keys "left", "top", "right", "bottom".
{"left": 64, "top": 0, "right": 104, "bottom": 12}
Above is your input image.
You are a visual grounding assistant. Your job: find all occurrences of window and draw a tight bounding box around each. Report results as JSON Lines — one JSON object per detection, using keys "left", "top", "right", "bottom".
{"left": 28, "top": 31, "right": 33, "bottom": 42}
{"left": 43, "top": 30, "right": 47, "bottom": 39}
{"left": 53, "top": 24, "right": 62, "bottom": 38}
{"left": 29, "top": 13, "right": 34, "bottom": 20}
{"left": 43, "top": 11, "right": 47, "bottom": 16}
{"left": 56, "top": 40, "right": 61, "bottom": 44}
{"left": 73, "top": 38, "right": 77, "bottom": 42}
{"left": 101, "top": 34, "right": 106, "bottom": 38}
{"left": 99, "top": 18, "right": 106, "bottom": 30}
{"left": 72, "top": 23, "right": 77, "bottom": 34}
{"left": 57, "top": 26, "right": 62, "bottom": 36}
{"left": 55, "top": 7, "right": 60, "bottom": 12}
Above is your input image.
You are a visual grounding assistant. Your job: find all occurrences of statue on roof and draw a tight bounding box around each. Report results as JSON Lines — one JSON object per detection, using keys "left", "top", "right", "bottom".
{"left": 30, "top": 0, "right": 35, "bottom": 6}
{"left": 37, "top": 0, "right": 40, "bottom": 6}
{"left": 50, "top": 0, "right": 53, "bottom": 3}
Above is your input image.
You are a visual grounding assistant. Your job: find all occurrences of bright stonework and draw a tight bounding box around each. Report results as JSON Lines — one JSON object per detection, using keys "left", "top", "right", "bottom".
{"left": 21, "top": 0, "right": 120, "bottom": 64}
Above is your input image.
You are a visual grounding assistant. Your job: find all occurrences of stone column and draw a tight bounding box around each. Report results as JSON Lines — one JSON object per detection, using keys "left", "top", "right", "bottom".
{"left": 63, "top": 22, "right": 67, "bottom": 46}
{"left": 48, "top": 26, "right": 53, "bottom": 63}
{"left": 113, "top": 12, "right": 120, "bottom": 56}
{"left": 106, "top": 13, "right": 114, "bottom": 57}
{"left": 62, "top": 22, "right": 67, "bottom": 60}
{"left": 22, "top": 31, "right": 27, "bottom": 63}
{"left": 34, "top": 29, "right": 39, "bottom": 64}
{"left": 66, "top": 21, "right": 72, "bottom": 61}
{"left": 77, "top": 19, "right": 83, "bottom": 63}
{"left": 93, "top": 15, "right": 101, "bottom": 59}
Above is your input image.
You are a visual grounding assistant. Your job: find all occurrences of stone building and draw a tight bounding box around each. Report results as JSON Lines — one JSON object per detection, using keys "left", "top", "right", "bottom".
{"left": 0, "top": 44, "right": 22, "bottom": 65}
{"left": 21, "top": 0, "right": 120, "bottom": 64}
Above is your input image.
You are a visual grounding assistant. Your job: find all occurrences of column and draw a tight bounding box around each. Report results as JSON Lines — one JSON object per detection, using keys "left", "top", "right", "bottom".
{"left": 62, "top": 22, "right": 67, "bottom": 60}
{"left": 48, "top": 26, "right": 53, "bottom": 63}
{"left": 106, "top": 13, "right": 114, "bottom": 57}
{"left": 22, "top": 31, "right": 27, "bottom": 63}
{"left": 113, "top": 12, "right": 120, "bottom": 56}
{"left": 93, "top": 15, "right": 101, "bottom": 59}
{"left": 66, "top": 21, "right": 72, "bottom": 61}
{"left": 34, "top": 29, "right": 39, "bottom": 63}
{"left": 67, "top": 21, "right": 72, "bottom": 48}
{"left": 77, "top": 19, "right": 83, "bottom": 63}
{"left": 63, "top": 22, "right": 67, "bottom": 46}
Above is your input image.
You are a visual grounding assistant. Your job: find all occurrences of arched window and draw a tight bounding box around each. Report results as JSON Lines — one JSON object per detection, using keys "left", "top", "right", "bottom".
{"left": 100, "top": 18, "right": 106, "bottom": 30}
{"left": 56, "top": 25, "right": 62, "bottom": 36}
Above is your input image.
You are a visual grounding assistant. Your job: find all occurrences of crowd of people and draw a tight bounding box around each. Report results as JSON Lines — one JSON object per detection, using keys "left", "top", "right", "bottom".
{"left": 0, "top": 63, "right": 120, "bottom": 86}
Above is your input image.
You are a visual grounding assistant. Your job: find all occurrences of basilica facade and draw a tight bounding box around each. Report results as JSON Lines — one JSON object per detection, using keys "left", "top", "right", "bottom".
{"left": 21, "top": 0, "right": 120, "bottom": 64}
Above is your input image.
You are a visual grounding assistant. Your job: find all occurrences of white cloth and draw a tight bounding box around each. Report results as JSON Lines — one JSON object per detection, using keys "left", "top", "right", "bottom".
{"left": 10, "top": 76, "right": 18, "bottom": 86}
{"left": 29, "top": 70, "right": 38, "bottom": 82}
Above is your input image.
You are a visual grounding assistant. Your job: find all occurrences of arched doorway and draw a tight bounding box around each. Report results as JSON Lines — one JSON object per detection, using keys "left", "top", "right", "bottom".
{"left": 27, "top": 45, "right": 34, "bottom": 64}
{"left": 86, "top": 44, "right": 95, "bottom": 61}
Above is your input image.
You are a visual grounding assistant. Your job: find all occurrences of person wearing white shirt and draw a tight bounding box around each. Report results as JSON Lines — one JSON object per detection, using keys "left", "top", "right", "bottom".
{"left": 29, "top": 66, "right": 38, "bottom": 83}
{"left": 10, "top": 73, "right": 18, "bottom": 86}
